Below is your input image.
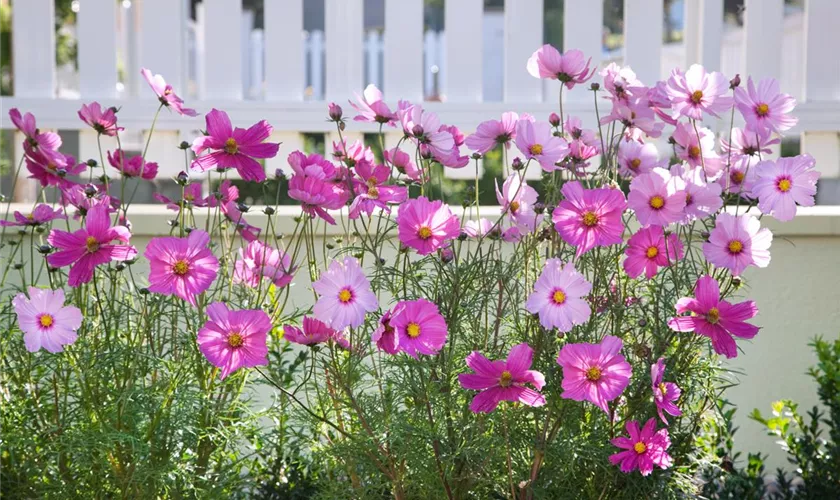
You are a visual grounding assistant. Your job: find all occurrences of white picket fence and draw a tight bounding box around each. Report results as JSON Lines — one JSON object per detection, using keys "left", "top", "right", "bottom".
{"left": 2, "top": 0, "right": 840, "bottom": 201}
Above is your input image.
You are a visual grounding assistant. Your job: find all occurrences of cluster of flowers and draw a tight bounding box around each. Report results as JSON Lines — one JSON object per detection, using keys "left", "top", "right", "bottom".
{"left": 7, "top": 42, "right": 819, "bottom": 478}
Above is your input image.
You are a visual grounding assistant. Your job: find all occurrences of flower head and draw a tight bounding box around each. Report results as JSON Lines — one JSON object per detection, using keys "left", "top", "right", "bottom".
{"left": 397, "top": 197, "right": 461, "bottom": 255}
{"left": 703, "top": 213, "right": 772, "bottom": 276}
{"left": 13, "top": 287, "right": 82, "bottom": 353}
{"left": 556, "top": 335, "right": 632, "bottom": 413}
{"left": 721, "top": 126, "right": 779, "bottom": 159}
{"left": 9, "top": 108, "right": 63, "bottom": 163}
{"left": 718, "top": 155, "right": 758, "bottom": 197}
{"left": 145, "top": 230, "right": 219, "bottom": 306}
{"left": 349, "top": 84, "right": 396, "bottom": 125}
{"left": 610, "top": 419, "right": 673, "bottom": 475}
{"left": 617, "top": 140, "right": 660, "bottom": 177}
{"left": 526, "top": 259, "right": 592, "bottom": 331}
{"left": 623, "top": 227, "right": 684, "bottom": 279}
{"left": 752, "top": 154, "right": 820, "bottom": 222}
{"left": 197, "top": 302, "right": 271, "bottom": 379}
{"left": 628, "top": 167, "right": 687, "bottom": 227}
{"left": 349, "top": 160, "right": 408, "bottom": 219}
{"left": 514, "top": 119, "right": 569, "bottom": 172}
{"left": 107, "top": 149, "right": 158, "bottom": 179}
{"left": 371, "top": 308, "right": 401, "bottom": 354}
{"left": 651, "top": 358, "right": 682, "bottom": 424}
{"left": 552, "top": 181, "right": 626, "bottom": 257}
{"left": 526, "top": 46, "right": 595, "bottom": 89}
{"left": 390, "top": 298, "right": 448, "bottom": 359}
{"left": 459, "top": 343, "right": 546, "bottom": 413}
{"left": 664, "top": 64, "right": 733, "bottom": 119}
{"left": 672, "top": 122, "right": 722, "bottom": 176}
{"left": 735, "top": 77, "right": 797, "bottom": 134}
{"left": 495, "top": 173, "right": 542, "bottom": 231}
{"left": 671, "top": 163, "right": 723, "bottom": 223}
{"left": 287, "top": 175, "right": 348, "bottom": 225}
{"left": 140, "top": 68, "right": 198, "bottom": 116}
{"left": 284, "top": 316, "right": 348, "bottom": 348}
{"left": 1, "top": 204, "right": 66, "bottom": 228}
{"left": 153, "top": 183, "right": 208, "bottom": 212}
{"left": 384, "top": 147, "right": 422, "bottom": 181}
{"left": 78, "top": 102, "right": 122, "bottom": 136}
{"left": 234, "top": 239, "right": 295, "bottom": 289}
{"left": 25, "top": 148, "right": 86, "bottom": 188}
{"left": 312, "top": 257, "right": 378, "bottom": 330}
{"left": 465, "top": 112, "right": 519, "bottom": 154}
{"left": 191, "top": 109, "right": 280, "bottom": 182}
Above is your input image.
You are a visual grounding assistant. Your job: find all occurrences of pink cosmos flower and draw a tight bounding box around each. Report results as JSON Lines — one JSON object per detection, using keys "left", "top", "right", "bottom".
{"left": 667, "top": 275, "right": 759, "bottom": 358}
{"left": 734, "top": 77, "right": 797, "bottom": 134}
{"left": 333, "top": 139, "right": 375, "bottom": 168}
{"left": 721, "top": 126, "right": 779, "bottom": 159}
{"left": 398, "top": 105, "right": 457, "bottom": 163}
{"left": 396, "top": 197, "right": 461, "bottom": 256}
{"left": 140, "top": 68, "right": 198, "bottom": 116}
{"left": 191, "top": 109, "right": 280, "bottom": 182}
{"left": 610, "top": 419, "right": 673, "bottom": 475}
{"left": 78, "top": 102, "right": 122, "bottom": 136}
{"left": 312, "top": 257, "right": 378, "bottom": 330}
{"left": 601, "top": 63, "right": 646, "bottom": 103}
{"left": 465, "top": 112, "right": 519, "bottom": 154}
{"left": 371, "top": 308, "right": 400, "bottom": 354}
{"left": 390, "top": 298, "right": 448, "bottom": 359}
{"left": 703, "top": 213, "right": 772, "bottom": 276}
{"left": 556, "top": 335, "right": 632, "bottom": 413}
{"left": 13, "top": 287, "right": 82, "bottom": 353}
{"left": 46, "top": 205, "right": 137, "bottom": 287}
{"left": 458, "top": 343, "right": 546, "bottom": 413}
{"left": 197, "top": 302, "right": 271, "bottom": 380}
{"left": 495, "top": 173, "right": 542, "bottom": 231}
{"left": 9, "top": 108, "right": 63, "bottom": 164}
{"left": 233, "top": 239, "right": 295, "bottom": 289}
{"left": 628, "top": 168, "right": 687, "bottom": 227}
{"left": 566, "top": 139, "right": 600, "bottom": 170}
{"left": 752, "top": 154, "right": 820, "bottom": 222}
{"left": 649, "top": 80, "right": 679, "bottom": 125}
{"left": 25, "top": 148, "right": 85, "bottom": 188}
{"left": 384, "top": 147, "right": 422, "bottom": 181}
{"left": 288, "top": 151, "right": 339, "bottom": 179}
{"left": 514, "top": 119, "right": 569, "bottom": 172}
{"left": 564, "top": 116, "right": 599, "bottom": 148}
{"left": 107, "top": 149, "right": 158, "bottom": 180}
{"left": 288, "top": 175, "right": 347, "bottom": 225}
{"left": 349, "top": 160, "right": 408, "bottom": 219}
{"left": 349, "top": 84, "right": 396, "bottom": 125}
{"left": 463, "top": 218, "right": 522, "bottom": 242}
{"left": 672, "top": 122, "right": 722, "bottom": 176}
{"left": 526, "top": 46, "right": 595, "bottom": 89}
{"left": 59, "top": 184, "right": 118, "bottom": 219}
{"left": 526, "top": 258, "right": 592, "bottom": 331}
{"left": 623, "top": 227, "right": 684, "bottom": 279}
{"left": 601, "top": 97, "right": 665, "bottom": 140}
{"left": 552, "top": 181, "right": 627, "bottom": 257}
{"left": 145, "top": 230, "right": 219, "bottom": 307}
{"left": 664, "top": 64, "right": 733, "bottom": 119}
{"left": 617, "top": 140, "right": 660, "bottom": 177}
{"left": 153, "top": 183, "right": 209, "bottom": 212}
{"left": 718, "top": 155, "right": 758, "bottom": 198}
{"left": 671, "top": 164, "right": 723, "bottom": 223}
{"left": 651, "top": 358, "right": 682, "bottom": 424}
{"left": 284, "top": 316, "right": 349, "bottom": 349}
{"left": 1, "top": 204, "right": 66, "bottom": 227}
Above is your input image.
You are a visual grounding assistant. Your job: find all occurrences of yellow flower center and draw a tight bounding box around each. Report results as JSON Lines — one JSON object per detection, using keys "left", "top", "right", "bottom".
{"left": 728, "top": 240, "right": 743, "bottom": 254}
{"left": 509, "top": 201, "right": 520, "bottom": 213}
{"left": 406, "top": 322, "right": 421, "bottom": 338}
{"left": 367, "top": 186, "right": 380, "bottom": 199}
{"left": 686, "top": 193, "right": 693, "bottom": 205}
{"left": 777, "top": 178, "right": 792, "bottom": 192}
{"left": 185, "top": 194, "right": 195, "bottom": 201}
{"left": 499, "top": 370, "right": 513, "bottom": 388}
{"left": 581, "top": 211, "right": 599, "bottom": 227}
{"left": 634, "top": 442, "right": 647, "bottom": 454}
{"left": 164, "top": 88, "right": 173, "bottom": 95}
{"left": 706, "top": 307, "right": 720, "bottom": 324}
{"left": 586, "top": 366, "right": 602, "bottom": 382}
{"left": 630, "top": 158, "right": 641, "bottom": 171}
{"left": 338, "top": 288, "right": 353, "bottom": 303}
{"left": 26, "top": 214, "right": 34, "bottom": 220}
{"left": 224, "top": 137, "right": 239, "bottom": 155}
{"left": 529, "top": 144, "right": 544, "bottom": 156}
{"left": 658, "top": 382, "right": 667, "bottom": 395}
{"left": 649, "top": 195, "right": 665, "bottom": 210}
{"left": 417, "top": 226, "right": 433, "bottom": 240}
{"left": 47, "top": 163, "right": 58, "bottom": 171}
{"left": 85, "top": 236, "right": 100, "bottom": 253}
{"left": 731, "top": 171, "right": 745, "bottom": 184}
{"left": 552, "top": 289, "right": 567, "bottom": 305}
{"left": 756, "top": 103, "right": 770, "bottom": 116}
{"left": 690, "top": 90, "right": 704, "bottom": 104}
{"left": 646, "top": 246, "right": 659, "bottom": 259}
{"left": 688, "top": 145, "right": 701, "bottom": 159}
{"left": 172, "top": 260, "right": 190, "bottom": 276}
{"left": 39, "top": 314, "right": 54, "bottom": 327}
{"left": 227, "top": 333, "right": 244, "bottom": 348}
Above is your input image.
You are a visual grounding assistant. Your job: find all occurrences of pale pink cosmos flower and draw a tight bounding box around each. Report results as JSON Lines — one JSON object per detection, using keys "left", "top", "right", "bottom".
{"left": 140, "top": 68, "right": 198, "bottom": 116}
{"left": 718, "top": 155, "right": 758, "bottom": 198}
{"left": 601, "top": 63, "right": 646, "bottom": 103}
{"left": 78, "top": 102, "right": 122, "bottom": 136}
{"left": 651, "top": 358, "right": 682, "bottom": 424}
{"left": 197, "top": 302, "right": 271, "bottom": 380}
{"left": 610, "top": 419, "right": 673, "bottom": 475}
{"left": 526, "top": 45, "right": 595, "bottom": 89}
{"left": 233, "top": 239, "right": 295, "bottom": 289}
{"left": 704, "top": 213, "right": 772, "bottom": 276}
{"left": 564, "top": 116, "right": 599, "bottom": 148}
{"left": 552, "top": 181, "right": 627, "bottom": 257}
{"left": 601, "top": 97, "right": 665, "bottom": 140}
{"left": 495, "top": 173, "right": 542, "bottom": 231}
{"left": 668, "top": 275, "right": 759, "bottom": 358}
{"left": 670, "top": 163, "right": 723, "bottom": 223}
{"left": 384, "top": 147, "right": 422, "bottom": 181}
{"left": 672, "top": 122, "right": 722, "bottom": 177}
{"left": 349, "top": 84, "right": 396, "bottom": 125}
{"left": 398, "top": 105, "right": 457, "bottom": 163}
{"left": 145, "top": 230, "right": 219, "bottom": 307}
{"left": 333, "top": 139, "right": 375, "bottom": 167}
{"left": 556, "top": 335, "right": 632, "bottom": 414}
{"left": 664, "top": 64, "right": 733, "bottom": 120}
{"left": 721, "top": 126, "right": 779, "bottom": 159}
{"left": 284, "top": 316, "right": 349, "bottom": 349}
{"left": 47, "top": 205, "right": 137, "bottom": 287}
{"left": 107, "top": 149, "right": 158, "bottom": 180}
{"left": 60, "top": 184, "right": 119, "bottom": 220}
{"left": 396, "top": 197, "right": 461, "bottom": 256}
{"left": 312, "top": 257, "right": 378, "bottom": 330}
{"left": 514, "top": 119, "right": 569, "bottom": 172}
{"left": 752, "top": 154, "right": 820, "bottom": 222}
{"left": 617, "top": 140, "right": 660, "bottom": 177}
{"left": 734, "top": 77, "right": 797, "bottom": 134}
{"left": 191, "top": 109, "right": 280, "bottom": 182}
{"left": 13, "top": 287, "right": 82, "bottom": 353}
{"left": 287, "top": 175, "right": 348, "bottom": 225}
{"left": 628, "top": 168, "right": 687, "bottom": 227}
{"left": 390, "top": 298, "right": 448, "bottom": 359}
{"left": 25, "top": 148, "right": 86, "bottom": 188}
{"left": 465, "top": 112, "right": 519, "bottom": 154}
{"left": 349, "top": 160, "right": 408, "bottom": 219}
{"left": 459, "top": 343, "right": 546, "bottom": 413}
{"left": 623, "top": 227, "right": 684, "bottom": 280}
{"left": 526, "top": 259, "right": 592, "bottom": 332}
{"left": 1, "top": 204, "right": 66, "bottom": 227}
{"left": 9, "top": 108, "right": 63, "bottom": 164}
{"left": 463, "top": 218, "right": 522, "bottom": 242}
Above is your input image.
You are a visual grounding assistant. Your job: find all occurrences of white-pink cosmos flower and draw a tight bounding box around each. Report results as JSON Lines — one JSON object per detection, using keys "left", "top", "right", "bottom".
{"left": 13, "top": 287, "right": 82, "bottom": 353}
{"left": 526, "top": 259, "right": 592, "bottom": 332}
{"left": 313, "top": 257, "right": 378, "bottom": 330}
{"left": 664, "top": 64, "right": 733, "bottom": 120}
{"left": 752, "top": 154, "right": 820, "bottom": 222}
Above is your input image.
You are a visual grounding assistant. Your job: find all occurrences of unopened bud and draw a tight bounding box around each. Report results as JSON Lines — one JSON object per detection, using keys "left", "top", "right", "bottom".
{"left": 328, "top": 102, "right": 343, "bottom": 122}
{"left": 471, "top": 152, "right": 482, "bottom": 160}
{"left": 115, "top": 262, "right": 126, "bottom": 271}
{"left": 215, "top": 166, "right": 226, "bottom": 173}
{"left": 549, "top": 112, "right": 561, "bottom": 127}
{"left": 512, "top": 157, "right": 524, "bottom": 171}
{"left": 176, "top": 171, "right": 190, "bottom": 185}
{"left": 638, "top": 318, "right": 647, "bottom": 327}
{"left": 419, "top": 144, "right": 433, "bottom": 159}
{"left": 457, "top": 231, "right": 468, "bottom": 241}
{"left": 56, "top": 168, "right": 67, "bottom": 177}
{"left": 84, "top": 185, "right": 98, "bottom": 197}
{"left": 534, "top": 202, "right": 546, "bottom": 214}
{"left": 37, "top": 244, "right": 52, "bottom": 255}
{"left": 589, "top": 82, "right": 600, "bottom": 91}
{"left": 86, "top": 159, "right": 98, "bottom": 167}
{"left": 168, "top": 219, "right": 179, "bottom": 227}
{"left": 275, "top": 168, "right": 285, "bottom": 179}
{"left": 729, "top": 74, "right": 741, "bottom": 89}
{"left": 236, "top": 202, "right": 250, "bottom": 213}
{"left": 263, "top": 206, "right": 275, "bottom": 215}
{"left": 179, "top": 141, "right": 191, "bottom": 150}
{"left": 411, "top": 125, "right": 424, "bottom": 137}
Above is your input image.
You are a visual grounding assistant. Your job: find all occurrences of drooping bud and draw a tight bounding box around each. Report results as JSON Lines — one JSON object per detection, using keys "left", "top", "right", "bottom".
{"left": 236, "top": 202, "right": 250, "bottom": 213}
{"left": 589, "top": 82, "right": 600, "bottom": 91}
{"left": 729, "top": 74, "right": 741, "bottom": 89}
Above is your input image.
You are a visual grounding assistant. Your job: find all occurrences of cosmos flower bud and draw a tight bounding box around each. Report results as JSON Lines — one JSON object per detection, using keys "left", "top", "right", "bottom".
{"left": 511, "top": 157, "right": 524, "bottom": 171}
{"left": 179, "top": 141, "right": 191, "bottom": 150}
{"left": 176, "top": 171, "right": 190, "bottom": 185}
{"left": 236, "top": 202, "right": 250, "bottom": 213}
{"left": 84, "top": 185, "right": 98, "bottom": 198}
{"left": 328, "top": 102, "right": 343, "bottom": 122}
{"left": 411, "top": 124, "right": 424, "bottom": 137}
{"left": 86, "top": 159, "right": 98, "bottom": 167}
{"left": 549, "top": 113, "right": 561, "bottom": 127}
{"left": 729, "top": 74, "right": 741, "bottom": 89}
{"left": 589, "top": 82, "right": 600, "bottom": 91}
{"left": 37, "top": 244, "right": 52, "bottom": 255}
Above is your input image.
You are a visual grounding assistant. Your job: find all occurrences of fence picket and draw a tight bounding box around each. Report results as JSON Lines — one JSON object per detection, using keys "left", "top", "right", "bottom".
{"left": 562, "top": 0, "right": 603, "bottom": 102}
{"left": 444, "top": 0, "right": 483, "bottom": 102}
{"left": 683, "top": 0, "right": 723, "bottom": 71}
{"left": 265, "top": 0, "right": 304, "bottom": 101}
{"left": 623, "top": 0, "right": 663, "bottom": 85}
{"left": 11, "top": 0, "right": 55, "bottom": 98}
{"left": 504, "top": 0, "right": 543, "bottom": 103}
{"left": 203, "top": 0, "right": 243, "bottom": 99}
{"left": 325, "top": 0, "right": 364, "bottom": 100}
{"left": 384, "top": 0, "right": 423, "bottom": 101}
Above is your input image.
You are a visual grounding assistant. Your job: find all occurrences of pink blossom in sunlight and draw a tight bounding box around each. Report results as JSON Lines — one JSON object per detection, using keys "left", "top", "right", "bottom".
{"left": 557, "top": 335, "right": 632, "bottom": 414}
{"left": 197, "top": 302, "right": 271, "bottom": 379}
{"left": 191, "top": 109, "right": 280, "bottom": 182}
{"left": 78, "top": 102, "right": 122, "bottom": 136}
{"left": 752, "top": 154, "right": 820, "bottom": 222}
{"left": 140, "top": 68, "right": 198, "bottom": 116}
{"left": 664, "top": 64, "right": 733, "bottom": 120}
{"left": 459, "top": 343, "right": 546, "bottom": 413}
{"left": 702, "top": 213, "right": 772, "bottom": 276}
{"left": 527, "top": 46, "right": 596, "bottom": 89}
{"left": 526, "top": 259, "right": 592, "bottom": 332}
{"left": 13, "top": 288, "right": 82, "bottom": 353}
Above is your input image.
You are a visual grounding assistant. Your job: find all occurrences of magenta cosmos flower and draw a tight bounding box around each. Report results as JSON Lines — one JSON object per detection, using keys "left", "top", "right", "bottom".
{"left": 145, "top": 230, "right": 219, "bottom": 307}
{"left": 47, "top": 205, "right": 137, "bottom": 287}
{"left": 623, "top": 227, "right": 684, "bottom": 280}
{"left": 628, "top": 167, "right": 687, "bottom": 227}
{"left": 78, "top": 102, "right": 122, "bottom": 136}
{"left": 495, "top": 173, "right": 542, "bottom": 231}
{"left": 390, "top": 298, "right": 448, "bottom": 359}
{"left": 349, "top": 160, "right": 408, "bottom": 219}
{"left": 398, "top": 105, "right": 457, "bottom": 162}
{"left": 191, "top": 109, "right": 280, "bottom": 182}
{"left": 752, "top": 154, "right": 820, "bottom": 222}
{"left": 552, "top": 181, "right": 627, "bottom": 257}
{"left": 618, "top": 140, "right": 660, "bottom": 178}
{"left": 514, "top": 119, "right": 569, "bottom": 172}
{"left": 526, "top": 45, "right": 595, "bottom": 89}
{"left": 651, "top": 358, "right": 682, "bottom": 424}
{"left": 670, "top": 163, "right": 723, "bottom": 223}
{"left": 703, "top": 213, "right": 772, "bottom": 276}
{"left": 371, "top": 308, "right": 401, "bottom": 354}
{"left": 465, "top": 112, "right": 519, "bottom": 154}
{"left": 233, "top": 239, "right": 295, "bottom": 289}
{"left": 9, "top": 108, "right": 63, "bottom": 163}
{"left": 25, "top": 148, "right": 85, "bottom": 188}
{"left": 140, "top": 68, "right": 198, "bottom": 117}
{"left": 1, "top": 204, "right": 66, "bottom": 228}
{"left": 664, "top": 64, "right": 733, "bottom": 120}
{"left": 396, "top": 197, "right": 461, "bottom": 256}
{"left": 13, "top": 287, "right": 82, "bottom": 353}
{"left": 312, "top": 257, "right": 378, "bottom": 330}
{"left": 384, "top": 147, "right": 422, "bottom": 181}
{"left": 288, "top": 175, "right": 348, "bottom": 225}
{"left": 107, "top": 149, "right": 158, "bottom": 180}
{"left": 735, "top": 77, "right": 797, "bottom": 134}
{"left": 556, "top": 335, "right": 632, "bottom": 413}
{"left": 610, "top": 419, "right": 673, "bottom": 475}
{"left": 668, "top": 275, "right": 759, "bottom": 358}
{"left": 349, "top": 84, "right": 396, "bottom": 125}
{"left": 526, "top": 258, "right": 592, "bottom": 332}
{"left": 284, "top": 316, "right": 349, "bottom": 349}
{"left": 153, "top": 182, "right": 209, "bottom": 212}
{"left": 458, "top": 343, "right": 546, "bottom": 413}
{"left": 197, "top": 302, "right": 271, "bottom": 380}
